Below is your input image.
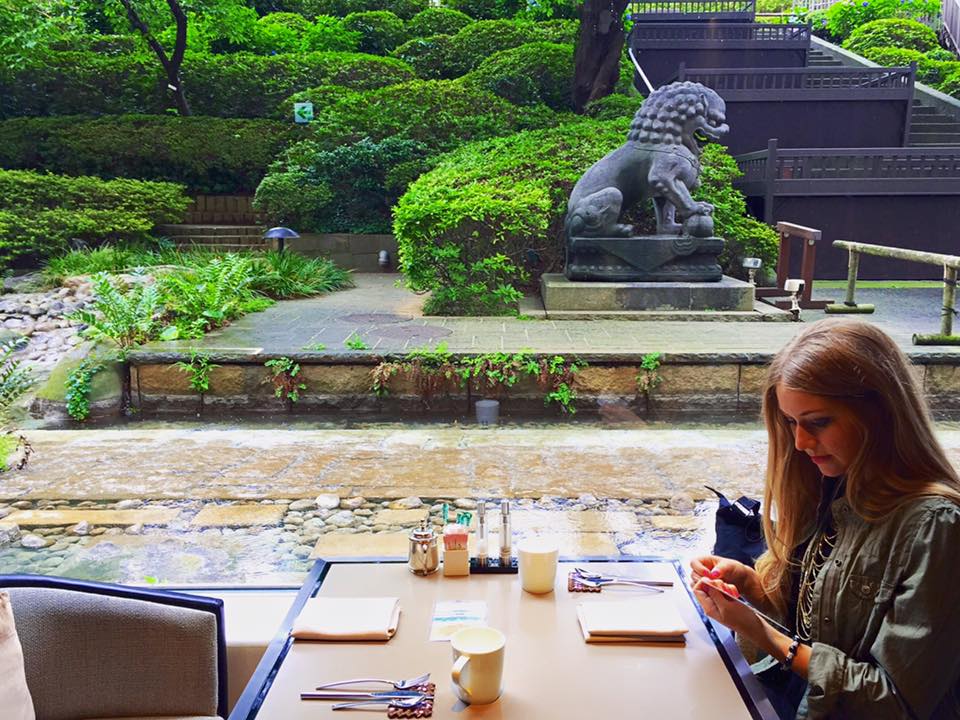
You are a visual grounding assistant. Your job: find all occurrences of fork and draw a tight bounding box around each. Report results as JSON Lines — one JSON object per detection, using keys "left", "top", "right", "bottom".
{"left": 332, "top": 696, "right": 429, "bottom": 711}
{"left": 573, "top": 568, "right": 672, "bottom": 590}
{"left": 316, "top": 672, "right": 431, "bottom": 691}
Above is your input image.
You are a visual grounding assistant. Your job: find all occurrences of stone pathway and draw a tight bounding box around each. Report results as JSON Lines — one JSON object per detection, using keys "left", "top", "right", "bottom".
{"left": 1, "top": 423, "right": 958, "bottom": 584}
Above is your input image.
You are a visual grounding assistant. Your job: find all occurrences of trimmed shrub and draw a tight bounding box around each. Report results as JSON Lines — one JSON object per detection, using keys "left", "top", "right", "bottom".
{"left": 860, "top": 46, "right": 954, "bottom": 85}
{"left": 515, "top": 0, "right": 580, "bottom": 21}
{"left": 343, "top": 10, "right": 409, "bottom": 54}
{"left": 255, "top": 136, "right": 433, "bottom": 232}
{"left": 443, "top": 20, "right": 544, "bottom": 76}
{"left": 407, "top": 8, "right": 474, "bottom": 37}
{"left": 391, "top": 34, "right": 458, "bottom": 78}
{"left": 584, "top": 94, "right": 640, "bottom": 119}
{"left": 939, "top": 68, "right": 960, "bottom": 98}
{"left": 842, "top": 18, "right": 938, "bottom": 56}
{"left": 825, "top": 0, "right": 939, "bottom": 42}
{"left": 444, "top": 0, "right": 524, "bottom": 20}
{"left": 308, "top": 78, "right": 557, "bottom": 152}
{"left": 534, "top": 18, "right": 579, "bottom": 45}
{"left": 302, "top": 16, "right": 362, "bottom": 51}
{"left": 276, "top": 84, "right": 358, "bottom": 120}
{"left": 394, "top": 120, "right": 777, "bottom": 315}
{"left": 47, "top": 34, "right": 138, "bottom": 55}
{"left": 0, "top": 51, "right": 415, "bottom": 119}
{"left": 464, "top": 42, "right": 574, "bottom": 110}
{"left": 0, "top": 170, "right": 189, "bottom": 265}
{"left": 288, "top": 0, "right": 428, "bottom": 18}
{"left": 0, "top": 116, "right": 308, "bottom": 194}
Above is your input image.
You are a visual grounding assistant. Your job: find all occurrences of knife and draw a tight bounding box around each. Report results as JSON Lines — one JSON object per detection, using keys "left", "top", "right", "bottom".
{"left": 301, "top": 690, "right": 429, "bottom": 701}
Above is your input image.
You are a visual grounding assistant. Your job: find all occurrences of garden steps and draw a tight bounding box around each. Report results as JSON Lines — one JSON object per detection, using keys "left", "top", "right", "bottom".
{"left": 156, "top": 224, "right": 269, "bottom": 251}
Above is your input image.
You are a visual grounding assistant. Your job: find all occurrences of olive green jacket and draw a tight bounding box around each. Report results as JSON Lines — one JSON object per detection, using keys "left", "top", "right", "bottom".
{"left": 796, "top": 495, "right": 960, "bottom": 719}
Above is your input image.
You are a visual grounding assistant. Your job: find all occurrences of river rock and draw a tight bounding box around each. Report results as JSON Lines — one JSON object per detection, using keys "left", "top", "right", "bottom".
{"left": 453, "top": 498, "right": 478, "bottom": 510}
{"left": 669, "top": 492, "right": 695, "bottom": 514}
{"left": 0, "top": 507, "right": 11, "bottom": 520}
{"left": 115, "top": 499, "right": 143, "bottom": 510}
{"left": 288, "top": 499, "right": 315, "bottom": 511}
{"left": 125, "top": 524, "right": 143, "bottom": 535}
{"left": 68, "top": 521, "right": 90, "bottom": 536}
{"left": 339, "top": 497, "right": 365, "bottom": 510}
{"left": 327, "top": 510, "right": 356, "bottom": 527}
{"left": 390, "top": 496, "right": 423, "bottom": 510}
{"left": 577, "top": 493, "right": 600, "bottom": 508}
{"left": 315, "top": 494, "right": 340, "bottom": 510}
{"left": 20, "top": 533, "right": 53, "bottom": 549}
{"left": 0, "top": 524, "right": 21, "bottom": 546}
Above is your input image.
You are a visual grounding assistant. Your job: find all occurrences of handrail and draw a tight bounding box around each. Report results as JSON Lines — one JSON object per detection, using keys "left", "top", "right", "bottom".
{"left": 830, "top": 240, "right": 960, "bottom": 344}
{"left": 628, "top": 48, "right": 654, "bottom": 95}
{"left": 630, "top": 22, "right": 810, "bottom": 43}
{"left": 944, "top": 0, "right": 960, "bottom": 52}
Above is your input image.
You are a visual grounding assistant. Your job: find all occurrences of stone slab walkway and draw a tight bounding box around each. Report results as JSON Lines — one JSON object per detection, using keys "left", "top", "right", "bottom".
{"left": 132, "top": 275, "right": 960, "bottom": 362}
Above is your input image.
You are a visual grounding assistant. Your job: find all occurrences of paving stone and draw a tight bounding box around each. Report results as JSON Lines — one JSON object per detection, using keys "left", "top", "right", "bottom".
{"left": 190, "top": 504, "right": 286, "bottom": 527}
{"left": 371, "top": 508, "right": 429, "bottom": 526}
{"left": 650, "top": 515, "right": 702, "bottom": 532}
{"left": 5, "top": 509, "right": 178, "bottom": 527}
{"left": 310, "top": 532, "right": 408, "bottom": 559}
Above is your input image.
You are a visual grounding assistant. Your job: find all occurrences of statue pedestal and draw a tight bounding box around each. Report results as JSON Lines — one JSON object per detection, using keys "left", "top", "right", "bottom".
{"left": 565, "top": 235, "right": 723, "bottom": 282}
{"left": 541, "top": 273, "right": 754, "bottom": 313}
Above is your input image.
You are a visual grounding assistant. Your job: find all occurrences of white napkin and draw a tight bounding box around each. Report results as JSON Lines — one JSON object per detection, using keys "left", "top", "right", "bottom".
{"left": 577, "top": 596, "right": 688, "bottom": 644}
{"left": 292, "top": 597, "right": 401, "bottom": 641}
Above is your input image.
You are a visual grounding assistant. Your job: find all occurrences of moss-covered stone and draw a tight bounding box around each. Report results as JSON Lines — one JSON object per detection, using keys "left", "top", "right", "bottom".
{"left": 35, "top": 347, "right": 122, "bottom": 404}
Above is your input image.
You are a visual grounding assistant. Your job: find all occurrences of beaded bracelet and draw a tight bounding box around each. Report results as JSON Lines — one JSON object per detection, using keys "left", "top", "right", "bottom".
{"left": 781, "top": 636, "right": 802, "bottom": 671}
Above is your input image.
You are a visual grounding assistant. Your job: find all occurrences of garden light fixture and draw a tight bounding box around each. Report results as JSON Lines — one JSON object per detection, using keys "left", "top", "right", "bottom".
{"left": 742, "top": 257, "right": 761, "bottom": 285}
{"left": 263, "top": 226, "right": 300, "bottom": 253}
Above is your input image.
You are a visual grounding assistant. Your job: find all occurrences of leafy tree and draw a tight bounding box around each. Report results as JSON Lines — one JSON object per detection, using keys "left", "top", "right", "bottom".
{"left": 118, "top": 0, "right": 191, "bottom": 115}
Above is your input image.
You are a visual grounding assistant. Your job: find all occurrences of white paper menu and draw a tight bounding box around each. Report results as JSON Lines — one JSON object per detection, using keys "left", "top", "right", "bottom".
{"left": 428, "top": 600, "right": 488, "bottom": 641}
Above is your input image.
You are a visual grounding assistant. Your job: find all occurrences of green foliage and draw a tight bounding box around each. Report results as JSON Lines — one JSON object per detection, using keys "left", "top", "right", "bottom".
{"left": 464, "top": 42, "right": 573, "bottom": 110}
{"left": 373, "top": 345, "right": 584, "bottom": 412}
{"left": 406, "top": 7, "right": 473, "bottom": 37}
{"left": 824, "top": 0, "right": 939, "bottom": 42}
{"left": 70, "top": 273, "right": 162, "bottom": 360}
{"left": 157, "top": 255, "right": 260, "bottom": 338}
{"left": 0, "top": 50, "right": 416, "bottom": 119}
{"left": 938, "top": 67, "right": 960, "bottom": 98}
{"left": 860, "top": 46, "right": 957, "bottom": 85}
{"left": 250, "top": 251, "right": 353, "bottom": 298}
{"left": 0, "top": 338, "right": 34, "bottom": 418}
{"left": 842, "top": 18, "right": 938, "bottom": 55}
{"left": 635, "top": 351, "right": 662, "bottom": 398}
{"left": 65, "top": 357, "right": 103, "bottom": 422}
{"left": 265, "top": 356, "right": 306, "bottom": 403}
{"left": 175, "top": 351, "right": 219, "bottom": 394}
{"left": 584, "top": 94, "right": 640, "bottom": 119}
{"left": 308, "top": 79, "right": 557, "bottom": 154}
{"left": 0, "top": 115, "right": 307, "bottom": 194}
{"left": 344, "top": 332, "right": 370, "bottom": 350}
{"left": 302, "top": 15, "right": 362, "bottom": 51}
{"left": 0, "top": 170, "right": 189, "bottom": 266}
{"left": 343, "top": 10, "right": 408, "bottom": 54}
{"left": 391, "top": 34, "right": 457, "bottom": 78}
{"left": 515, "top": 0, "right": 581, "bottom": 20}
{"left": 444, "top": 0, "right": 524, "bottom": 20}
{"left": 694, "top": 144, "right": 780, "bottom": 277}
{"left": 255, "top": 136, "right": 433, "bottom": 233}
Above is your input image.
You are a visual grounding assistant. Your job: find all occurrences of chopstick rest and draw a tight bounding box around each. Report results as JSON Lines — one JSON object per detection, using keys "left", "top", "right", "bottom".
{"left": 567, "top": 571, "right": 602, "bottom": 593}
{"left": 387, "top": 683, "right": 435, "bottom": 718}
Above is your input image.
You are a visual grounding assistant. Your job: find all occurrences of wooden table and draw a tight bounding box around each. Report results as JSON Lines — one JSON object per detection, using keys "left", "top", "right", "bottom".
{"left": 230, "top": 558, "right": 776, "bottom": 720}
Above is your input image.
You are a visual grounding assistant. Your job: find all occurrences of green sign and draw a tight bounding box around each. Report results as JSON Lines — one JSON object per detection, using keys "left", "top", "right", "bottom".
{"left": 293, "top": 102, "right": 314, "bottom": 124}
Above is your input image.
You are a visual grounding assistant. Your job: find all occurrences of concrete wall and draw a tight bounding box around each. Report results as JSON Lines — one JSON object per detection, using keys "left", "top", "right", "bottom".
{"left": 281, "top": 234, "right": 398, "bottom": 272}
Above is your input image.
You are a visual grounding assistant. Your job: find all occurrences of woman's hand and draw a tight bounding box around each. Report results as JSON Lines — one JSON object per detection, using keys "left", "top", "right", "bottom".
{"left": 693, "top": 578, "right": 768, "bottom": 643}
{"left": 689, "top": 555, "right": 764, "bottom": 607}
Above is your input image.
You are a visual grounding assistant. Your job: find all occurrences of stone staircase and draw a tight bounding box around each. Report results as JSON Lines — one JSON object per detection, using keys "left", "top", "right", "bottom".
{"left": 807, "top": 48, "right": 960, "bottom": 147}
{"left": 156, "top": 224, "right": 269, "bottom": 252}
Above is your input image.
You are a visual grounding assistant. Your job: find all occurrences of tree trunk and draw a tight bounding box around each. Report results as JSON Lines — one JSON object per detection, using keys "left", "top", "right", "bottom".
{"left": 119, "top": 0, "right": 192, "bottom": 116}
{"left": 572, "top": 0, "right": 631, "bottom": 113}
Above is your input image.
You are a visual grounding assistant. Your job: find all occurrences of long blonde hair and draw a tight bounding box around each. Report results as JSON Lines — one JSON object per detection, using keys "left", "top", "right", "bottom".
{"left": 755, "top": 319, "right": 960, "bottom": 613}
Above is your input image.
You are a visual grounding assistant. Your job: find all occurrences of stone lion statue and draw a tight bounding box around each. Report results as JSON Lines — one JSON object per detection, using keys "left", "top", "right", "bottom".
{"left": 564, "top": 81, "right": 729, "bottom": 239}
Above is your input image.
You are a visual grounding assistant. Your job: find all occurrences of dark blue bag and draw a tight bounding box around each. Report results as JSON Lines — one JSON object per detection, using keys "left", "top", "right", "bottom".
{"left": 705, "top": 486, "right": 765, "bottom": 567}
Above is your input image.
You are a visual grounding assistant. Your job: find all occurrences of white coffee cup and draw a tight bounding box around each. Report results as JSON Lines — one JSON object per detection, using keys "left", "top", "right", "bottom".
{"left": 450, "top": 626, "right": 505, "bottom": 705}
{"left": 518, "top": 536, "right": 559, "bottom": 594}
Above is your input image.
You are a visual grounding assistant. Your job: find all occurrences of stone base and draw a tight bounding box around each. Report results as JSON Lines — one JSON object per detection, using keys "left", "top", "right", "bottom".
{"left": 565, "top": 235, "right": 723, "bottom": 282}
{"left": 541, "top": 273, "right": 755, "bottom": 313}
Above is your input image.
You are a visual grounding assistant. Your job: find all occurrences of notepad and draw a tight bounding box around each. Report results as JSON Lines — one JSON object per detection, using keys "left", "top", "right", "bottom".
{"left": 292, "top": 597, "right": 401, "bottom": 641}
{"left": 576, "top": 596, "right": 689, "bottom": 644}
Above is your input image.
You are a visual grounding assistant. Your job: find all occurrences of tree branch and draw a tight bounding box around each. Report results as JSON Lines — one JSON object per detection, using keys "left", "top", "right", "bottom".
{"left": 118, "top": 0, "right": 171, "bottom": 72}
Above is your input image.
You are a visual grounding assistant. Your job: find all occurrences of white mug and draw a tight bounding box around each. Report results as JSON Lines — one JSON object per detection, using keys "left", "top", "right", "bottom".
{"left": 518, "top": 536, "right": 559, "bottom": 594}
{"left": 450, "top": 626, "right": 505, "bottom": 705}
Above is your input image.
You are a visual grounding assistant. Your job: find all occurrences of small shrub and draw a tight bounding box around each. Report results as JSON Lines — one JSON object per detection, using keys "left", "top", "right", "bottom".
{"left": 71, "top": 273, "right": 163, "bottom": 360}
{"left": 939, "top": 68, "right": 960, "bottom": 98}
{"left": 515, "top": 0, "right": 580, "bottom": 20}
{"left": 344, "top": 0, "right": 429, "bottom": 19}
{"left": 253, "top": 12, "right": 314, "bottom": 53}
{"left": 407, "top": 8, "right": 474, "bottom": 37}
{"left": 464, "top": 42, "right": 574, "bottom": 110}
{"left": 265, "top": 357, "right": 306, "bottom": 403}
{"left": 65, "top": 358, "right": 103, "bottom": 422}
{"left": 584, "top": 94, "right": 640, "bottom": 119}
{"left": 842, "top": 18, "right": 938, "bottom": 56}
{"left": 391, "top": 34, "right": 458, "bottom": 78}
{"left": 0, "top": 115, "right": 308, "bottom": 194}
{"left": 308, "top": 79, "right": 557, "bottom": 153}
{"left": 276, "top": 84, "right": 354, "bottom": 120}
{"left": 302, "top": 16, "right": 363, "bottom": 51}
{"left": 250, "top": 251, "right": 353, "bottom": 298}
{"left": 860, "top": 46, "right": 954, "bottom": 85}
{"left": 255, "top": 136, "right": 434, "bottom": 233}
{"left": 343, "top": 10, "right": 409, "bottom": 54}
{"left": 825, "top": 0, "right": 939, "bottom": 41}
{"left": 444, "top": 0, "right": 524, "bottom": 20}
{"left": 430, "top": 19, "right": 546, "bottom": 77}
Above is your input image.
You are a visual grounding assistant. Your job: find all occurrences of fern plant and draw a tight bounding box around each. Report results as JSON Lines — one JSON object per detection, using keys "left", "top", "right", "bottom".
{"left": 158, "top": 254, "right": 259, "bottom": 338}
{"left": 0, "top": 337, "right": 33, "bottom": 417}
{"left": 70, "top": 272, "right": 162, "bottom": 361}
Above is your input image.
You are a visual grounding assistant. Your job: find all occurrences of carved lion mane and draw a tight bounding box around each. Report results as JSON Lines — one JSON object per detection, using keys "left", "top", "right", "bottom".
{"left": 627, "top": 81, "right": 726, "bottom": 149}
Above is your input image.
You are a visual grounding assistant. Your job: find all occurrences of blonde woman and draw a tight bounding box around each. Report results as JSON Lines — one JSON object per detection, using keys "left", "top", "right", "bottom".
{"left": 691, "top": 319, "right": 960, "bottom": 719}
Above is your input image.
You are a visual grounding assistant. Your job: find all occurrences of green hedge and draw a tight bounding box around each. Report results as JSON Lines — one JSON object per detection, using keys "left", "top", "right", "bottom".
{"left": 444, "top": 0, "right": 524, "bottom": 20}
{"left": 255, "top": 136, "right": 433, "bottom": 233}
{"left": 406, "top": 8, "right": 474, "bottom": 37}
{"left": 279, "top": 0, "right": 428, "bottom": 18}
{"left": 306, "top": 78, "right": 558, "bottom": 152}
{"left": 0, "top": 51, "right": 416, "bottom": 119}
{"left": 842, "top": 18, "right": 939, "bottom": 55}
{"left": 823, "top": 0, "right": 940, "bottom": 42}
{"left": 0, "top": 116, "right": 308, "bottom": 194}
{"left": 343, "top": 10, "right": 409, "bottom": 54}
{"left": 391, "top": 34, "right": 458, "bottom": 78}
{"left": 394, "top": 120, "right": 777, "bottom": 315}
{"left": 464, "top": 42, "right": 574, "bottom": 110}
{"left": 860, "top": 46, "right": 960, "bottom": 86}
{"left": 0, "top": 170, "right": 189, "bottom": 265}
{"left": 584, "top": 94, "right": 640, "bottom": 119}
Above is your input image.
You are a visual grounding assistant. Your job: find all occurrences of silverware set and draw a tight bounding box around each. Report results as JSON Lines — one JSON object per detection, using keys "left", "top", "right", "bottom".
{"left": 572, "top": 567, "right": 674, "bottom": 591}
{"left": 302, "top": 673, "right": 433, "bottom": 710}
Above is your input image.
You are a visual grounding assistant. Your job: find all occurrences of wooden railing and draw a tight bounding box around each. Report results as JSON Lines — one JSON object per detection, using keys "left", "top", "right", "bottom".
{"left": 631, "top": 22, "right": 809, "bottom": 43}
{"left": 677, "top": 65, "right": 915, "bottom": 93}
{"left": 628, "top": 0, "right": 755, "bottom": 20}
{"left": 945, "top": 0, "right": 960, "bottom": 52}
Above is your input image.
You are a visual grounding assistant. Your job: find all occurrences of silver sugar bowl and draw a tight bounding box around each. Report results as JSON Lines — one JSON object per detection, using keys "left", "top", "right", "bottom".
{"left": 408, "top": 520, "right": 439, "bottom": 576}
